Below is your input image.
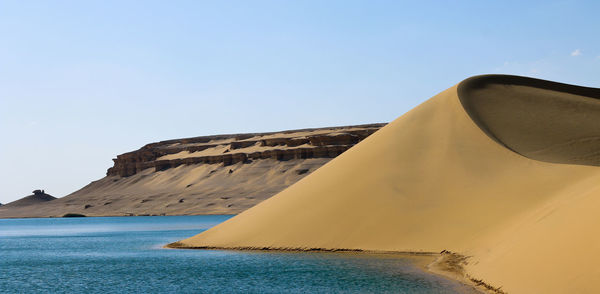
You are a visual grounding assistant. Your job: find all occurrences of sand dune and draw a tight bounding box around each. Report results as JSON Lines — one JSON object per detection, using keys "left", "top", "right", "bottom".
{"left": 171, "top": 75, "right": 600, "bottom": 294}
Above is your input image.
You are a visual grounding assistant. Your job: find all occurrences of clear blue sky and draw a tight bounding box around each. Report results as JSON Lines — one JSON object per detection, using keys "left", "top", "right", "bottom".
{"left": 1, "top": 0, "right": 598, "bottom": 203}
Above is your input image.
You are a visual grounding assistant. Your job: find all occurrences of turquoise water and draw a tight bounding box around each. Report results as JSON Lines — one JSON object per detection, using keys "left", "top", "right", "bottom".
{"left": 0, "top": 216, "right": 475, "bottom": 293}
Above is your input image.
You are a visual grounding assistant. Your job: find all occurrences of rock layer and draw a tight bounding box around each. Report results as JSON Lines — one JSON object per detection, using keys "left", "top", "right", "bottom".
{"left": 107, "top": 125, "right": 382, "bottom": 177}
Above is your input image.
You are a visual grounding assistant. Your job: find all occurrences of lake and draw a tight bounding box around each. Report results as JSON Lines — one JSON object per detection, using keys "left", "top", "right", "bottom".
{"left": 0, "top": 215, "right": 476, "bottom": 293}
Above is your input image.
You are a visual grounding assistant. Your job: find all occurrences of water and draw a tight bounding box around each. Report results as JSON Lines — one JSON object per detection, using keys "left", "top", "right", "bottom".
{"left": 0, "top": 216, "right": 476, "bottom": 293}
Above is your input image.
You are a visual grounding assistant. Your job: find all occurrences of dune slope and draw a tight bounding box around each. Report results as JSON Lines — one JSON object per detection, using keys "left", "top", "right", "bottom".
{"left": 172, "top": 75, "right": 600, "bottom": 294}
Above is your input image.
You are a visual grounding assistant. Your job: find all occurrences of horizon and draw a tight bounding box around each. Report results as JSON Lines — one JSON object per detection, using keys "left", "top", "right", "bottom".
{"left": 2, "top": 0, "right": 599, "bottom": 203}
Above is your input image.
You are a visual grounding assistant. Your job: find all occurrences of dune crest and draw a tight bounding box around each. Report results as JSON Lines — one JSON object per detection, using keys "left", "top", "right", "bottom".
{"left": 172, "top": 75, "right": 600, "bottom": 294}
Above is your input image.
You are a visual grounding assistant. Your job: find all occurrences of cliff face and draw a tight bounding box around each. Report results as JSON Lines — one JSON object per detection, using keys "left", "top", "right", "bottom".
{"left": 0, "top": 124, "right": 385, "bottom": 218}
{"left": 107, "top": 125, "right": 382, "bottom": 177}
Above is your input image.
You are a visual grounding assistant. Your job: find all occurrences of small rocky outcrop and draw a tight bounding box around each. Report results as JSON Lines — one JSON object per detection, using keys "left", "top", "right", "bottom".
{"left": 63, "top": 213, "right": 86, "bottom": 217}
{"left": 2, "top": 190, "right": 57, "bottom": 208}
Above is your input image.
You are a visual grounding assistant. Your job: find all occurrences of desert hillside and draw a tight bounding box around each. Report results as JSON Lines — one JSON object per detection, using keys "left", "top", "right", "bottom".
{"left": 172, "top": 75, "right": 600, "bottom": 294}
{"left": 0, "top": 124, "right": 383, "bottom": 218}
{"left": 2, "top": 190, "right": 56, "bottom": 208}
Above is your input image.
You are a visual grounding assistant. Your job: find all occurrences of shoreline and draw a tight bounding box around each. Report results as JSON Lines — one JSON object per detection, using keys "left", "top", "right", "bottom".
{"left": 428, "top": 251, "right": 506, "bottom": 294}
{"left": 0, "top": 213, "right": 237, "bottom": 220}
{"left": 2, "top": 214, "right": 504, "bottom": 292}
{"left": 165, "top": 243, "right": 502, "bottom": 293}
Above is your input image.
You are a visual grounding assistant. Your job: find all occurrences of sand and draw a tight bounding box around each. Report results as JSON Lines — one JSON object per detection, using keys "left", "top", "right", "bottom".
{"left": 171, "top": 75, "right": 600, "bottom": 294}
{"left": 155, "top": 143, "right": 315, "bottom": 160}
{"left": 0, "top": 159, "right": 330, "bottom": 218}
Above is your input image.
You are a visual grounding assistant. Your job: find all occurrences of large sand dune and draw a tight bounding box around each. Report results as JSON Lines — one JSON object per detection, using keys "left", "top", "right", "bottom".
{"left": 171, "top": 75, "right": 600, "bottom": 294}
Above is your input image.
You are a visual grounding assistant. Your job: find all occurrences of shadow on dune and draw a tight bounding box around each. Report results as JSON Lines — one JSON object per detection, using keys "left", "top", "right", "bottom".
{"left": 458, "top": 75, "right": 600, "bottom": 166}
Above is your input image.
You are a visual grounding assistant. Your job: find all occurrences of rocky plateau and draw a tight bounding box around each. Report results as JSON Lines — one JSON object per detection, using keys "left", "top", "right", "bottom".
{"left": 0, "top": 124, "right": 385, "bottom": 218}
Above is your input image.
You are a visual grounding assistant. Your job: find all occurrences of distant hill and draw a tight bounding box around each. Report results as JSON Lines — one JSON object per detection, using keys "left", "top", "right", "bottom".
{"left": 0, "top": 124, "right": 385, "bottom": 218}
{"left": 3, "top": 190, "right": 56, "bottom": 208}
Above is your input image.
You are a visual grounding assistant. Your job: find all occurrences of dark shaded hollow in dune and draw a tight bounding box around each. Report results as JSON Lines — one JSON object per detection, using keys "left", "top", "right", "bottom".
{"left": 458, "top": 75, "right": 600, "bottom": 166}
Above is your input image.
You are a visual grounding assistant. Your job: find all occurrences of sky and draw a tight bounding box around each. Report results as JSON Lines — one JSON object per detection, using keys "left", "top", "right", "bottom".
{"left": 1, "top": 0, "right": 599, "bottom": 203}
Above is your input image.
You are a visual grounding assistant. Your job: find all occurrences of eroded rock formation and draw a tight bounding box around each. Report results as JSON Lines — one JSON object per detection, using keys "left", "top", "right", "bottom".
{"left": 107, "top": 125, "right": 383, "bottom": 177}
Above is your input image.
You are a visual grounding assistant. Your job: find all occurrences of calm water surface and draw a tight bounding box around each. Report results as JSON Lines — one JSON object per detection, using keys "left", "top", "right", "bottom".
{"left": 0, "top": 216, "right": 476, "bottom": 293}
